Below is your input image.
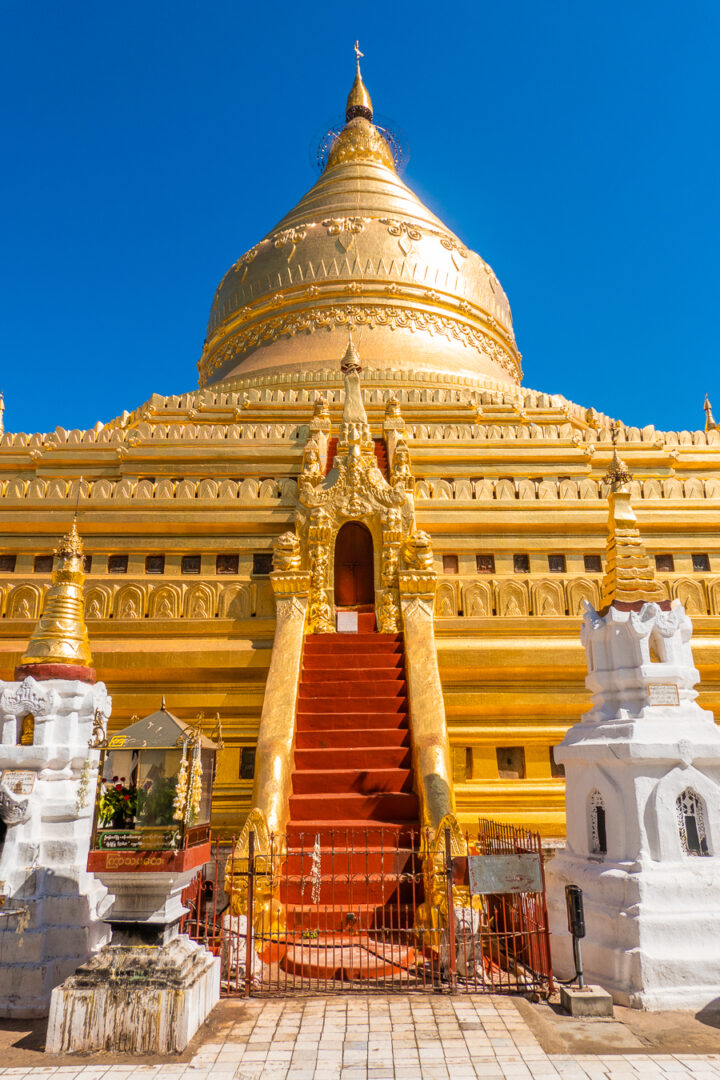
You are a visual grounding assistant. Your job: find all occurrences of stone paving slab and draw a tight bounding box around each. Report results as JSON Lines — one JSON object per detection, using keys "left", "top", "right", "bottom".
{"left": 1, "top": 997, "right": 720, "bottom": 1078}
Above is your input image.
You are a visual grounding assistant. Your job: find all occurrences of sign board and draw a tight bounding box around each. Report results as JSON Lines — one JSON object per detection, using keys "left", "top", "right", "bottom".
{"left": 648, "top": 683, "right": 680, "bottom": 706}
{"left": 97, "top": 830, "right": 142, "bottom": 850}
{"left": 467, "top": 853, "right": 543, "bottom": 895}
{"left": 1, "top": 770, "right": 36, "bottom": 796}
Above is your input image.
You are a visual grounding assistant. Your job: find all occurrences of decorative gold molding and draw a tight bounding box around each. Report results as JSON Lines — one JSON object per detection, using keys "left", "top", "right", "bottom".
{"left": 200, "top": 301, "right": 520, "bottom": 386}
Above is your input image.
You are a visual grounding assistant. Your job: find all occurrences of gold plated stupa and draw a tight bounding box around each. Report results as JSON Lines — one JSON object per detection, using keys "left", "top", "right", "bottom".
{"left": 200, "top": 53, "right": 520, "bottom": 388}
{"left": 20, "top": 518, "right": 93, "bottom": 669}
{"left": 599, "top": 451, "right": 668, "bottom": 613}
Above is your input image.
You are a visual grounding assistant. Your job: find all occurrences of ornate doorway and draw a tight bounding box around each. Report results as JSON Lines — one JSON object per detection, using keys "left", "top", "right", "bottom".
{"left": 334, "top": 522, "right": 374, "bottom": 607}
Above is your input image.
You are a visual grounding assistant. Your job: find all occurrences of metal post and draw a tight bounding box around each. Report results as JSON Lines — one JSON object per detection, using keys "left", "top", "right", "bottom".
{"left": 244, "top": 829, "right": 255, "bottom": 998}
{"left": 572, "top": 933, "right": 584, "bottom": 990}
{"left": 444, "top": 826, "right": 457, "bottom": 993}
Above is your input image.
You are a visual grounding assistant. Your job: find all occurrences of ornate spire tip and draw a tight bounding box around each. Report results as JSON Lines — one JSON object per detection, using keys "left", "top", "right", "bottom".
{"left": 346, "top": 41, "right": 373, "bottom": 122}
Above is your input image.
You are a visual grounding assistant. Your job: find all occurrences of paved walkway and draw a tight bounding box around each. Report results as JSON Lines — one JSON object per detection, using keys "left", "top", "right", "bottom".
{"left": 1, "top": 997, "right": 720, "bottom": 1079}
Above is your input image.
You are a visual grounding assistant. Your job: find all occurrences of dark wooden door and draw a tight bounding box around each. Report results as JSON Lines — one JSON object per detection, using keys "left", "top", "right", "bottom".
{"left": 334, "top": 523, "right": 375, "bottom": 607}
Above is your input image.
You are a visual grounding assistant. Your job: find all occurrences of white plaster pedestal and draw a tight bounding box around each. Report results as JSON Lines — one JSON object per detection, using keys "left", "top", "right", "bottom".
{"left": 547, "top": 600, "right": 720, "bottom": 1010}
{"left": 46, "top": 844, "right": 220, "bottom": 1053}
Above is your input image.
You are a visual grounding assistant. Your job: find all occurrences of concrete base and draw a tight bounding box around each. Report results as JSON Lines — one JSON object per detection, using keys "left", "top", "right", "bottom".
{"left": 560, "top": 984, "right": 614, "bottom": 1018}
{"left": 45, "top": 935, "right": 220, "bottom": 1054}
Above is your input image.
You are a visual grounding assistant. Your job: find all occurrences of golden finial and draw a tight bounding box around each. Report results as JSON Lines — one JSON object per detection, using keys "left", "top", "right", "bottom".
{"left": 603, "top": 447, "right": 633, "bottom": 492}
{"left": 341, "top": 328, "right": 362, "bottom": 375}
{"left": 19, "top": 518, "right": 93, "bottom": 669}
{"left": 704, "top": 394, "right": 716, "bottom": 432}
{"left": 161, "top": 695, "right": 167, "bottom": 711}
{"left": 599, "top": 457, "right": 666, "bottom": 614}
{"left": 346, "top": 41, "right": 373, "bottom": 122}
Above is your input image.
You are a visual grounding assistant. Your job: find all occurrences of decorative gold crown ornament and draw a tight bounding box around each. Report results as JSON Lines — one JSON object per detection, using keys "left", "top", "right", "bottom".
{"left": 600, "top": 457, "right": 667, "bottom": 613}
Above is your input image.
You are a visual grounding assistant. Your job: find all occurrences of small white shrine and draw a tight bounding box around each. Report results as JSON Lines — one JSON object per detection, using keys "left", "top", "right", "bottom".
{"left": 547, "top": 453, "right": 720, "bottom": 1010}
{"left": 0, "top": 521, "right": 111, "bottom": 1017}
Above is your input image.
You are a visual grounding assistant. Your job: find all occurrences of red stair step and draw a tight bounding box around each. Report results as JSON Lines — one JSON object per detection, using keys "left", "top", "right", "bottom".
{"left": 292, "top": 768, "right": 413, "bottom": 795}
{"left": 295, "top": 729, "right": 410, "bottom": 750}
{"left": 287, "top": 821, "right": 420, "bottom": 847}
{"left": 294, "top": 746, "right": 411, "bottom": 769}
{"left": 303, "top": 654, "right": 404, "bottom": 671}
{"left": 289, "top": 791, "right": 419, "bottom": 823}
{"left": 299, "top": 681, "right": 407, "bottom": 699}
{"left": 297, "top": 710, "right": 409, "bottom": 731}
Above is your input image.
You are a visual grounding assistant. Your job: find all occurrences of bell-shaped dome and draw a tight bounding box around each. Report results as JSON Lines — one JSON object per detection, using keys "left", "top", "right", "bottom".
{"left": 199, "top": 60, "right": 521, "bottom": 388}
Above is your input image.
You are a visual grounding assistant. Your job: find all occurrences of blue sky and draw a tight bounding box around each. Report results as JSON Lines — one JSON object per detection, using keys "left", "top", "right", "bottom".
{"left": 1, "top": 0, "right": 718, "bottom": 435}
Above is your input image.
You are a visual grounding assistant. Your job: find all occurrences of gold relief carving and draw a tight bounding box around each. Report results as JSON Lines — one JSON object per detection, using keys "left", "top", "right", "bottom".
{"left": 225, "top": 808, "right": 285, "bottom": 935}
{"left": 114, "top": 584, "right": 145, "bottom": 621}
{"left": 85, "top": 586, "right": 111, "bottom": 620}
{"left": 8, "top": 585, "right": 42, "bottom": 621}
{"left": 673, "top": 578, "right": 707, "bottom": 615}
{"left": 184, "top": 584, "right": 215, "bottom": 619}
{"left": 378, "top": 588, "right": 401, "bottom": 634}
{"left": 322, "top": 217, "right": 366, "bottom": 235}
{"left": 199, "top": 303, "right": 520, "bottom": 386}
{"left": 496, "top": 580, "right": 529, "bottom": 617}
{"left": 299, "top": 437, "right": 324, "bottom": 491}
{"left": 436, "top": 582, "right": 457, "bottom": 618}
{"left": 567, "top": 578, "right": 600, "bottom": 616}
{"left": 271, "top": 226, "right": 309, "bottom": 248}
{"left": 463, "top": 581, "right": 492, "bottom": 617}
{"left": 219, "top": 583, "right": 252, "bottom": 619}
{"left": 532, "top": 579, "right": 565, "bottom": 617}
{"left": 148, "top": 585, "right": 181, "bottom": 620}
{"left": 707, "top": 579, "right": 720, "bottom": 616}
{"left": 275, "top": 595, "right": 307, "bottom": 626}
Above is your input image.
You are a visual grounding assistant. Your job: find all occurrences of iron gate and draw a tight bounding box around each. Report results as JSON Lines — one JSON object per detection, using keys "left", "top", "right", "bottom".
{"left": 184, "top": 819, "right": 553, "bottom": 997}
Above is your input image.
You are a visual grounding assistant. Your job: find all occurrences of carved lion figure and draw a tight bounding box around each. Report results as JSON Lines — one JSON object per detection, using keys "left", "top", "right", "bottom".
{"left": 403, "top": 530, "right": 434, "bottom": 572}
{"left": 273, "top": 531, "right": 301, "bottom": 572}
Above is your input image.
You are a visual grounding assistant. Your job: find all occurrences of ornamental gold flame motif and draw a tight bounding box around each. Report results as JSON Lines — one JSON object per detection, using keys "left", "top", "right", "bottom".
{"left": 20, "top": 518, "right": 93, "bottom": 668}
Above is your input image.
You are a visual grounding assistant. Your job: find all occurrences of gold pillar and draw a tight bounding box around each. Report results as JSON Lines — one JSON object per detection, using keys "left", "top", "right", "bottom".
{"left": 249, "top": 569, "right": 311, "bottom": 836}
{"left": 398, "top": 568, "right": 455, "bottom": 833}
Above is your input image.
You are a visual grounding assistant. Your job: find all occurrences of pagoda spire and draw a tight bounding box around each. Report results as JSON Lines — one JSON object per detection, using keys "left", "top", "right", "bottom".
{"left": 599, "top": 450, "right": 667, "bottom": 613}
{"left": 705, "top": 394, "right": 716, "bottom": 432}
{"left": 346, "top": 41, "right": 373, "bottom": 122}
{"left": 18, "top": 517, "right": 94, "bottom": 676}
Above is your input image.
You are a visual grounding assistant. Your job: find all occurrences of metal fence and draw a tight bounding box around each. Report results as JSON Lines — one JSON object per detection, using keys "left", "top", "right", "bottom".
{"left": 184, "top": 819, "right": 553, "bottom": 997}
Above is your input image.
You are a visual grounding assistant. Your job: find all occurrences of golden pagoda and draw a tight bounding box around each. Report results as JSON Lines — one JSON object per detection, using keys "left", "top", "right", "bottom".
{"left": 1, "top": 53, "right": 720, "bottom": 839}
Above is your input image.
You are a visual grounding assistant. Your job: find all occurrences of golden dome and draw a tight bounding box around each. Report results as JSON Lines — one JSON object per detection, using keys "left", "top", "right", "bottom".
{"left": 199, "top": 59, "right": 521, "bottom": 388}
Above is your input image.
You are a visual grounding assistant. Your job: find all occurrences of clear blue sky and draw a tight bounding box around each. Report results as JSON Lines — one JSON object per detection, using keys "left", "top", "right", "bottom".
{"left": 1, "top": 0, "right": 718, "bottom": 435}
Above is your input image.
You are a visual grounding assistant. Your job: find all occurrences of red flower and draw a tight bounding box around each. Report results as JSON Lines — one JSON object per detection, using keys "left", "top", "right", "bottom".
{"left": 115, "top": 784, "right": 123, "bottom": 792}
{"left": 124, "top": 794, "right": 130, "bottom": 801}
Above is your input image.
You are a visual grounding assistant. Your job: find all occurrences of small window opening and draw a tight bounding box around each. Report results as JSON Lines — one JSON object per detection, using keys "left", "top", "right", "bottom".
{"left": 34, "top": 555, "right": 53, "bottom": 573}
{"left": 496, "top": 746, "right": 526, "bottom": 779}
{"left": 549, "top": 747, "right": 565, "bottom": 778}
{"left": 83, "top": 555, "right": 92, "bottom": 574}
{"left": 252, "top": 553, "right": 273, "bottom": 576}
{"left": 692, "top": 553, "right": 711, "bottom": 573}
{"left": 146, "top": 555, "right": 165, "bottom": 575}
{"left": 465, "top": 747, "right": 473, "bottom": 780}
{"left": 676, "top": 788, "right": 710, "bottom": 856}
{"left": 548, "top": 554, "right": 566, "bottom": 573}
{"left": 0, "top": 555, "right": 17, "bottom": 573}
{"left": 442, "top": 554, "right": 459, "bottom": 575}
{"left": 240, "top": 747, "right": 256, "bottom": 780}
{"left": 217, "top": 554, "right": 239, "bottom": 575}
{"left": 182, "top": 555, "right": 202, "bottom": 575}
{"left": 655, "top": 553, "right": 675, "bottom": 572}
{"left": 476, "top": 554, "right": 495, "bottom": 574}
{"left": 589, "top": 790, "right": 607, "bottom": 855}
{"left": 108, "top": 554, "right": 129, "bottom": 574}
{"left": 584, "top": 554, "right": 602, "bottom": 573}
{"left": 513, "top": 553, "right": 530, "bottom": 574}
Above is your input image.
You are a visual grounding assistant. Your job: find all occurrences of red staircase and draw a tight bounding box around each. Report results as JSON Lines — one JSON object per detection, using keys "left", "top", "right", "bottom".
{"left": 281, "top": 619, "right": 421, "bottom": 957}
{"left": 325, "top": 438, "right": 389, "bottom": 478}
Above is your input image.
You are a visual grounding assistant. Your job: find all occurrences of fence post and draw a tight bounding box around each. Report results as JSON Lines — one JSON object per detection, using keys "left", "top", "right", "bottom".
{"left": 444, "top": 826, "right": 457, "bottom": 993}
{"left": 244, "top": 829, "right": 255, "bottom": 998}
